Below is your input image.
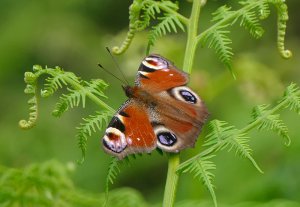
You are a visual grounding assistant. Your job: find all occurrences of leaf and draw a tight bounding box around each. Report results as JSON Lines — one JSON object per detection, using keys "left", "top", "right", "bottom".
{"left": 147, "top": 13, "right": 185, "bottom": 52}
{"left": 200, "top": 25, "right": 234, "bottom": 77}
{"left": 76, "top": 111, "right": 112, "bottom": 164}
{"left": 178, "top": 155, "right": 217, "bottom": 207}
{"left": 52, "top": 79, "right": 108, "bottom": 117}
{"left": 239, "top": 10, "right": 264, "bottom": 38}
{"left": 204, "top": 120, "right": 263, "bottom": 173}
{"left": 280, "top": 83, "right": 300, "bottom": 115}
{"left": 252, "top": 104, "right": 291, "bottom": 146}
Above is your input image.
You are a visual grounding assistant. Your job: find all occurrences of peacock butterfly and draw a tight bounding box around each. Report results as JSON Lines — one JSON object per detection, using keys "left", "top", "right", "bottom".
{"left": 102, "top": 54, "right": 209, "bottom": 159}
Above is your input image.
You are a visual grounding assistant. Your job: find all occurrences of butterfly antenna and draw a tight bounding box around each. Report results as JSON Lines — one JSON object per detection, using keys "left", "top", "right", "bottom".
{"left": 97, "top": 63, "right": 127, "bottom": 85}
{"left": 106, "top": 47, "right": 129, "bottom": 85}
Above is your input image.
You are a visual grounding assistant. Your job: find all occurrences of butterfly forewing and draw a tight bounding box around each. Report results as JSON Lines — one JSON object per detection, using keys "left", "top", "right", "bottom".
{"left": 102, "top": 100, "right": 157, "bottom": 159}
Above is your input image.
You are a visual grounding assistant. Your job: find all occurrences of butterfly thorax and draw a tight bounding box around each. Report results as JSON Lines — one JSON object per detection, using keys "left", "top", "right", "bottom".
{"left": 122, "top": 85, "right": 154, "bottom": 103}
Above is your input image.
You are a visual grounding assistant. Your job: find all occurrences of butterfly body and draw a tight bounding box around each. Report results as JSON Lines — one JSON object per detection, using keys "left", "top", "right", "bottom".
{"left": 102, "top": 54, "right": 208, "bottom": 159}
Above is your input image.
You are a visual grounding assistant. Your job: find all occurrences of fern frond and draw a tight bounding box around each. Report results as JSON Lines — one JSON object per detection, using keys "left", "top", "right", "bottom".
{"left": 177, "top": 155, "right": 217, "bottom": 207}
{"left": 256, "top": 1, "right": 270, "bottom": 19}
{"left": 106, "top": 157, "right": 121, "bottom": 189}
{"left": 239, "top": 10, "right": 264, "bottom": 38}
{"left": 84, "top": 79, "right": 108, "bottom": 98}
{"left": 203, "top": 120, "right": 235, "bottom": 148}
{"left": 252, "top": 105, "right": 291, "bottom": 146}
{"left": 77, "top": 111, "right": 112, "bottom": 164}
{"left": 211, "top": 5, "right": 234, "bottom": 23}
{"left": 147, "top": 13, "right": 184, "bottom": 52}
{"left": 19, "top": 68, "right": 40, "bottom": 129}
{"left": 280, "top": 83, "right": 300, "bottom": 115}
{"left": 204, "top": 120, "right": 263, "bottom": 173}
{"left": 200, "top": 26, "right": 234, "bottom": 77}
{"left": 104, "top": 157, "right": 131, "bottom": 206}
{"left": 41, "top": 67, "right": 80, "bottom": 98}
{"left": 270, "top": 0, "right": 292, "bottom": 59}
{"left": 52, "top": 79, "right": 109, "bottom": 117}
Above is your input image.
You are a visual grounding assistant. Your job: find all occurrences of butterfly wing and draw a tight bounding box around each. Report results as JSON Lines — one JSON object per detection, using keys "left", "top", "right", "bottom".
{"left": 102, "top": 99, "right": 157, "bottom": 159}
{"left": 135, "top": 54, "right": 209, "bottom": 153}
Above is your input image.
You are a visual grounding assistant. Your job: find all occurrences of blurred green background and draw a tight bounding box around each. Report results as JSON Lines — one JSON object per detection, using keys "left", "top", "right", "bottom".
{"left": 0, "top": 0, "right": 300, "bottom": 206}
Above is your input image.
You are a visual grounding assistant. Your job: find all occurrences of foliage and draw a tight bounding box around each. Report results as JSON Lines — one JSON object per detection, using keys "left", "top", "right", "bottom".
{"left": 16, "top": 0, "right": 298, "bottom": 207}
{"left": 177, "top": 83, "right": 300, "bottom": 206}
{"left": 19, "top": 65, "right": 114, "bottom": 163}
{"left": 114, "top": 0, "right": 291, "bottom": 74}
{"left": 0, "top": 161, "right": 148, "bottom": 207}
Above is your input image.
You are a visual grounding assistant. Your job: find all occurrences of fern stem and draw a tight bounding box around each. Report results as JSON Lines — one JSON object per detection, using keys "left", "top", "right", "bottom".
{"left": 158, "top": 2, "right": 189, "bottom": 25}
{"left": 196, "top": 2, "right": 262, "bottom": 45}
{"left": 182, "top": 0, "right": 204, "bottom": 74}
{"left": 163, "top": 1, "right": 205, "bottom": 206}
{"left": 62, "top": 75, "right": 115, "bottom": 113}
{"left": 162, "top": 153, "right": 180, "bottom": 207}
{"left": 179, "top": 89, "right": 300, "bottom": 171}
{"left": 240, "top": 92, "right": 299, "bottom": 134}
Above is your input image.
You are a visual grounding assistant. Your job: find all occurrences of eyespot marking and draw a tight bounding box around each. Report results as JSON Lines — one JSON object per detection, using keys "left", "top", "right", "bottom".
{"left": 103, "top": 127, "right": 127, "bottom": 153}
{"left": 154, "top": 125, "right": 177, "bottom": 150}
{"left": 168, "top": 86, "right": 200, "bottom": 105}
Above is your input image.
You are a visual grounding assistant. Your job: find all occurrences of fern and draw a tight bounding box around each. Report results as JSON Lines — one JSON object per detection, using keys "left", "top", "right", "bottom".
{"left": 76, "top": 111, "right": 112, "bottom": 164}
{"left": 203, "top": 120, "right": 262, "bottom": 173}
{"left": 41, "top": 67, "right": 80, "bottom": 98}
{"left": 113, "top": 0, "right": 186, "bottom": 55}
{"left": 280, "top": 83, "right": 300, "bottom": 114}
{"left": 0, "top": 161, "right": 148, "bottom": 207}
{"left": 147, "top": 13, "right": 185, "bottom": 52}
{"left": 239, "top": 10, "right": 264, "bottom": 38}
{"left": 200, "top": 25, "right": 234, "bottom": 77}
{"left": 19, "top": 1, "right": 296, "bottom": 207}
{"left": 252, "top": 104, "right": 290, "bottom": 145}
{"left": 104, "top": 157, "right": 132, "bottom": 206}
{"left": 177, "top": 155, "right": 217, "bottom": 207}
{"left": 178, "top": 83, "right": 300, "bottom": 206}
{"left": 52, "top": 79, "right": 108, "bottom": 117}
{"left": 19, "top": 67, "right": 41, "bottom": 129}
{"left": 20, "top": 65, "right": 114, "bottom": 164}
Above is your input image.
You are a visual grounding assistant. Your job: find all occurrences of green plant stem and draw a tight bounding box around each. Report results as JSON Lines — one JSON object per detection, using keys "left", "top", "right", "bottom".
{"left": 183, "top": 0, "right": 204, "bottom": 74}
{"left": 163, "top": 1, "right": 204, "bottom": 206}
{"left": 158, "top": 2, "right": 189, "bottom": 25}
{"left": 44, "top": 70, "right": 115, "bottom": 113}
{"left": 195, "top": 1, "right": 263, "bottom": 44}
{"left": 162, "top": 153, "right": 180, "bottom": 207}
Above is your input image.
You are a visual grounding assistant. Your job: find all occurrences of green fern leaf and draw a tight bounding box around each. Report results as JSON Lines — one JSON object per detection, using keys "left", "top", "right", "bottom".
{"left": 204, "top": 120, "right": 235, "bottom": 148}
{"left": 252, "top": 104, "right": 291, "bottom": 146}
{"left": 42, "top": 68, "right": 80, "bottom": 98}
{"left": 177, "top": 155, "right": 217, "bottom": 207}
{"left": 104, "top": 157, "right": 132, "bottom": 206}
{"left": 200, "top": 25, "right": 234, "bottom": 77}
{"left": 19, "top": 69, "right": 40, "bottom": 130}
{"left": 212, "top": 5, "right": 234, "bottom": 23}
{"left": 77, "top": 110, "right": 112, "bottom": 164}
{"left": 106, "top": 157, "right": 121, "bottom": 188}
{"left": 256, "top": 1, "right": 270, "bottom": 19}
{"left": 239, "top": 10, "right": 264, "bottom": 38}
{"left": 147, "top": 13, "right": 185, "bottom": 52}
{"left": 52, "top": 79, "right": 108, "bottom": 117}
{"left": 280, "top": 83, "right": 300, "bottom": 115}
{"left": 204, "top": 120, "right": 263, "bottom": 173}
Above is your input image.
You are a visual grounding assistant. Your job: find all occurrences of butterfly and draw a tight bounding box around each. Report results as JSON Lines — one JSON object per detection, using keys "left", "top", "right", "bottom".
{"left": 102, "top": 54, "right": 209, "bottom": 159}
